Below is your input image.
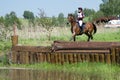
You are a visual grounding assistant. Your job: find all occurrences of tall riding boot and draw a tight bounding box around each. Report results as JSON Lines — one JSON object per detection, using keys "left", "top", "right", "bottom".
{"left": 80, "top": 26, "right": 83, "bottom": 33}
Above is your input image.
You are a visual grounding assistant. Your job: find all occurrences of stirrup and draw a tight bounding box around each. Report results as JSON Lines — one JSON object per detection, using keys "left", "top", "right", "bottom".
{"left": 81, "top": 30, "right": 83, "bottom": 33}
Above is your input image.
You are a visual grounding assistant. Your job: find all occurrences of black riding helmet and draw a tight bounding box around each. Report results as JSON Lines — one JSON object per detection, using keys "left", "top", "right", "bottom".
{"left": 78, "top": 7, "right": 83, "bottom": 11}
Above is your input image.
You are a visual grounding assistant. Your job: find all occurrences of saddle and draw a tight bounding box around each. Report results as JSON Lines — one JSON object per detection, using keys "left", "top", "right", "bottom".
{"left": 77, "top": 22, "right": 85, "bottom": 29}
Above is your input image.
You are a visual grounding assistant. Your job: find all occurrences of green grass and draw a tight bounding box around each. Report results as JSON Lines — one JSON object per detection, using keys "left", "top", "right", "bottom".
{"left": 2, "top": 62, "right": 119, "bottom": 73}
{"left": 0, "top": 41, "right": 11, "bottom": 53}
{"left": 1, "top": 62, "right": 118, "bottom": 79}
{"left": 17, "top": 28, "right": 120, "bottom": 46}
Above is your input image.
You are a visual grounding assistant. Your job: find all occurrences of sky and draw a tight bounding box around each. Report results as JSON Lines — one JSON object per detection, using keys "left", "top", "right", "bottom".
{"left": 0, "top": 0, "right": 103, "bottom": 18}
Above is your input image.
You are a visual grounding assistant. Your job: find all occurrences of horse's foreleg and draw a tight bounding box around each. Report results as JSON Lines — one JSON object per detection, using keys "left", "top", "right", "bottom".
{"left": 73, "top": 36, "right": 76, "bottom": 41}
{"left": 70, "top": 32, "right": 76, "bottom": 41}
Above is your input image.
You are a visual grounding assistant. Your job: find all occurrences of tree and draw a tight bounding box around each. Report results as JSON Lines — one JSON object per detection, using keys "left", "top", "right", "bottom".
{"left": 0, "top": 16, "right": 4, "bottom": 25}
{"left": 74, "top": 10, "right": 78, "bottom": 19}
{"left": 0, "top": 11, "right": 21, "bottom": 41}
{"left": 51, "top": 16, "right": 58, "bottom": 26}
{"left": 102, "top": 0, "right": 109, "bottom": 3}
{"left": 23, "top": 10, "right": 34, "bottom": 20}
{"left": 57, "top": 13, "right": 65, "bottom": 26}
{"left": 23, "top": 10, "right": 35, "bottom": 24}
{"left": 92, "top": 11, "right": 105, "bottom": 21}
{"left": 37, "top": 9, "right": 54, "bottom": 41}
{"left": 83, "top": 8, "right": 96, "bottom": 17}
{"left": 4, "top": 11, "right": 21, "bottom": 28}
{"left": 38, "top": 8, "right": 46, "bottom": 18}
{"left": 100, "top": 0, "right": 120, "bottom": 16}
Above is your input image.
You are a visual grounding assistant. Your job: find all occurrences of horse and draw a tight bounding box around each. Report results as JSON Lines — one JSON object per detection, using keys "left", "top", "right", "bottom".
{"left": 67, "top": 14, "right": 97, "bottom": 41}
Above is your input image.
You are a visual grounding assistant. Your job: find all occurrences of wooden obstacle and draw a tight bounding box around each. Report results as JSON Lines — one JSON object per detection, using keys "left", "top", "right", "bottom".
{"left": 10, "top": 36, "right": 120, "bottom": 64}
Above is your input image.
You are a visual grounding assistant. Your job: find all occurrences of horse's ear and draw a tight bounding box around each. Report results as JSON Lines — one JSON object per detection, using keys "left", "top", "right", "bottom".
{"left": 68, "top": 13, "right": 73, "bottom": 16}
{"left": 68, "top": 13, "right": 71, "bottom": 16}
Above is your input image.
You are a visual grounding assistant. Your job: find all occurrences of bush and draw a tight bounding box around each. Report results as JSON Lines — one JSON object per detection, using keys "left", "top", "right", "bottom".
{"left": 0, "top": 41, "right": 11, "bottom": 52}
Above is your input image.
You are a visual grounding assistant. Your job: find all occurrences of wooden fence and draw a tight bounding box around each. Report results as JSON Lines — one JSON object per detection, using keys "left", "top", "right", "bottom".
{"left": 10, "top": 36, "right": 120, "bottom": 64}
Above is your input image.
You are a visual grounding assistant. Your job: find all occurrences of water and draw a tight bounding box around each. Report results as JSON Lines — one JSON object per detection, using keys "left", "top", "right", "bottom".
{"left": 0, "top": 69, "right": 120, "bottom": 80}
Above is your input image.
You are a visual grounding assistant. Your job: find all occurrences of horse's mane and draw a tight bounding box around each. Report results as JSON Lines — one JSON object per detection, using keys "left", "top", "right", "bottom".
{"left": 68, "top": 13, "right": 75, "bottom": 19}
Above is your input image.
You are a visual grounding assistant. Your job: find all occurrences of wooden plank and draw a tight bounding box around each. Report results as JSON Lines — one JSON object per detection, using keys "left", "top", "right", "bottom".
{"left": 58, "top": 53, "right": 61, "bottom": 64}
{"left": 77, "top": 54, "right": 82, "bottom": 62}
{"left": 20, "top": 52, "right": 24, "bottom": 64}
{"left": 90, "top": 54, "right": 95, "bottom": 62}
{"left": 25, "top": 52, "right": 29, "bottom": 64}
{"left": 105, "top": 54, "right": 111, "bottom": 64}
{"left": 73, "top": 54, "right": 77, "bottom": 63}
{"left": 50, "top": 53, "right": 54, "bottom": 63}
{"left": 94, "top": 54, "right": 99, "bottom": 62}
{"left": 61, "top": 53, "right": 64, "bottom": 64}
{"left": 39, "top": 53, "right": 43, "bottom": 63}
{"left": 111, "top": 48, "right": 116, "bottom": 64}
{"left": 47, "top": 53, "right": 51, "bottom": 63}
{"left": 12, "top": 51, "right": 17, "bottom": 63}
{"left": 53, "top": 41, "right": 120, "bottom": 50}
{"left": 99, "top": 54, "right": 105, "bottom": 63}
{"left": 64, "top": 53, "right": 69, "bottom": 63}
{"left": 115, "top": 48, "right": 120, "bottom": 64}
{"left": 54, "top": 49, "right": 110, "bottom": 53}
{"left": 12, "top": 46, "right": 51, "bottom": 52}
{"left": 81, "top": 54, "right": 85, "bottom": 62}
{"left": 85, "top": 54, "right": 90, "bottom": 62}
{"left": 69, "top": 54, "right": 73, "bottom": 64}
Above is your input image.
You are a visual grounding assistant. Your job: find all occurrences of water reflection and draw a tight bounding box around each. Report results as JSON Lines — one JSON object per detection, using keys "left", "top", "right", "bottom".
{"left": 0, "top": 69, "right": 120, "bottom": 80}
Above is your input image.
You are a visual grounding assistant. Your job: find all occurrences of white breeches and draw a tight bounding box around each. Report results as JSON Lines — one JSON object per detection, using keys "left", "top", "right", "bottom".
{"left": 78, "top": 20, "right": 83, "bottom": 26}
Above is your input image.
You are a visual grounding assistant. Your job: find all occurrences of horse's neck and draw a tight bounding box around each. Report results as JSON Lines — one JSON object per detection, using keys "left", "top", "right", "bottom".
{"left": 70, "top": 21, "right": 76, "bottom": 27}
{"left": 70, "top": 21, "right": 77, "bottom": 33}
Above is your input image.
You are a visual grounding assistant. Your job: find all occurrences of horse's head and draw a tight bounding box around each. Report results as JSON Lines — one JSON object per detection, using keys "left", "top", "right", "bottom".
{"left": 67, "top": 14, "right": 75, "bottom": 22}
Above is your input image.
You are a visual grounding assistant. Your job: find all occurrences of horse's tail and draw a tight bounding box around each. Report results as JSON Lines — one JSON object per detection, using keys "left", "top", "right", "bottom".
{"left": 92, "top": 23, "right": 97, "bottom": 34}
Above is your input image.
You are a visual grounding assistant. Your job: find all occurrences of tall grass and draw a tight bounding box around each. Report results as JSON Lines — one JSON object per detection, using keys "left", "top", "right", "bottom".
{"left": 17, "top": 26, "right": 120, "bottom": 46}
{"left": 11, "top": 62, "right": 120, "bottom": 74}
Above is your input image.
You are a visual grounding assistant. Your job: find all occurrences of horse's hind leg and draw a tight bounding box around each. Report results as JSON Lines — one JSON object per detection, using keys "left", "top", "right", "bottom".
{"left": 88, "top": 36, "right": 91, "bottom": 41}
{"left": 87, "top": 34, "right": 90, "bottom": 41}
{"left": 85, "top": 33, "right": 91, "bottom": 41}
{"left": 89, "top": 31, "right": 93, "bottom": 40}
{"left": 90, "top": 35, "right": 93, "bottom": 40}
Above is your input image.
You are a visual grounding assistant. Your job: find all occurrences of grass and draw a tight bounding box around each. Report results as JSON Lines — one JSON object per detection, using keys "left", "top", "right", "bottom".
{"left": 17, "top": 27, "right": 120, "bottom": 46}
{"left": 1, "top": 62, "right": 119, "bottom": 73}
{"left": 0, "top": 62, "right": 119, "bottom": 80}
{"left": 0, "top": 62, "right": 119, "bottom": 79}
{"left": 0, "top": 41, "right": 11, "bottom": 55}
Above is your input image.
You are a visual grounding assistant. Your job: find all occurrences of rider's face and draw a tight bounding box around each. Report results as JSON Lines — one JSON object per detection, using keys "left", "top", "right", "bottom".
{"left": 78, "top": 9, "right": 81, "bottom": 13}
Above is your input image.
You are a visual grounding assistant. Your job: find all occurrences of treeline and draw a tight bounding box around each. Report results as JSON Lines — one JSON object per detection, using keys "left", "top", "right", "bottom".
{"left": 0, "top": 0, "right": 120, "bottom": 41}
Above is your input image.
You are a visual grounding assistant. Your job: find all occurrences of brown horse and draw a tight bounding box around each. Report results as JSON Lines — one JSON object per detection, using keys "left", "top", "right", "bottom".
{"left": 67, "top": 14, "right": 97, "bottom": 41}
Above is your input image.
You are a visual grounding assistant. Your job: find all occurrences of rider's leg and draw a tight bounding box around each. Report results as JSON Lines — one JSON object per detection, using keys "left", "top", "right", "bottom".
{"left": 78, "top": 20, "right": 83, "bottom": 32}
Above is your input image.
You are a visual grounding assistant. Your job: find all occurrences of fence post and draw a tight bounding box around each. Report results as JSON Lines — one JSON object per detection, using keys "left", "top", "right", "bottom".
{"left": 11, "top": 35, "right": 18, "bottom": 46}
{"left": 11, "top": 23, "right": 18, "bottom": 46}
{"left": 115, "top": 48, "right": 120, "bottom": 64}
{"left": 111, "top": 47, "right": 116, "bottom": 64}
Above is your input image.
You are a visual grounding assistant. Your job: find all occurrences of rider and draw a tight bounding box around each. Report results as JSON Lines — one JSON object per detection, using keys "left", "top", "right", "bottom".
{"left": 77, "top": 7, "right": 85, "bottom": 33}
